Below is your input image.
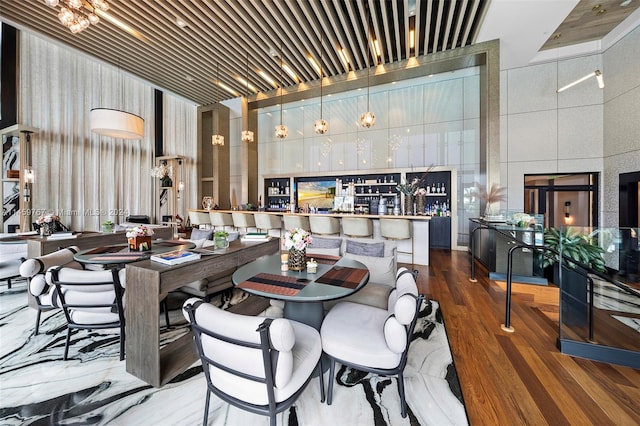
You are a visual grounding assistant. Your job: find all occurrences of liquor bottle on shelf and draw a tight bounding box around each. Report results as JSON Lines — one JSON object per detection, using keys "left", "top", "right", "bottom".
{"left": 285, "top": 181, "right": 290, "bottom": 195}
{"left": 441, "top": 182, "right": 446, "bottom": 194}
{"left": 431, "top": 182, "right": 436, "bottom": 194}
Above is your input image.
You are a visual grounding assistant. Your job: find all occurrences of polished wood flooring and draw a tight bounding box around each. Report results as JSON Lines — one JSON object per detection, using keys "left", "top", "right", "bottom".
{"left": 411, "top": 249, "right": 640, "bottom": 426}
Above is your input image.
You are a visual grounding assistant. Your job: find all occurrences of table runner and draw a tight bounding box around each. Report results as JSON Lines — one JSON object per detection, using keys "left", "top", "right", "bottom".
{"left": 237, "top": 273, "right": 309, "bottom": 296}
{"left": 315, "top": 266, "right": 368, "bottom": 289}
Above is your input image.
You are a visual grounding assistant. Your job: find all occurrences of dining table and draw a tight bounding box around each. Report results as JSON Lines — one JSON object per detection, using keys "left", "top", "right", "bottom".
{"left": 232, "top": 253, "right": 370, "bottom": 330}
{"left": 73, "top": 240, "right": 195, "bottom": 266}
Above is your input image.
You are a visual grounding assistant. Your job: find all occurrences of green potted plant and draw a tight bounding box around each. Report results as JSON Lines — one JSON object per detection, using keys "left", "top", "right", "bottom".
{"left": 542, "top": 227, "right": 606, "bottom": 273}
{"left": 102, "top": 220, "right": 115, "bottom": 233}
{"left": 542, "top": 227, "right": 606, "bottom": 326}
{"left": 214, "top": 230, "right": 229, "bottom": 249}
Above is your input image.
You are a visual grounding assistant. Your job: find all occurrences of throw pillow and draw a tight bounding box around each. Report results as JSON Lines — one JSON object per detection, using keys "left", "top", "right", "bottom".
{"left": 343, "top": 252, "right": 396, "bottom": 286}
{"left": 190, "top": 228, "right": 213, "bottom": 241}
{"left": 307, "top": 236, "right": 342, "bottom": 257}
{"left": 345, "top": 240, "right": 385, "bottom": 257}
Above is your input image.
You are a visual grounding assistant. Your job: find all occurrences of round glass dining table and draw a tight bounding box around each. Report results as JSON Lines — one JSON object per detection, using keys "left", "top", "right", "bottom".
{"left": 232, "top": 253, "right": 370, "bottom": 330}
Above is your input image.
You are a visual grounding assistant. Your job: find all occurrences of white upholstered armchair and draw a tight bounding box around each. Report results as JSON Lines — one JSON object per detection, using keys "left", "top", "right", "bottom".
{"left": 320, "top": 267, "right": 424, "bottom": 418}
{"left": 182, "top": 298, "right": 324, "bottom": 426}
{"left": 19, "top": 246, "right": 83, "bottom": 334}
{"left": 50, "top": 267, "right": 126, "bottom": 361}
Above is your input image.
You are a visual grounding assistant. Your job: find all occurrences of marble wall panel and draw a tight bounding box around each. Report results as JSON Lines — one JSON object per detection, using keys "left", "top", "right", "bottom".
{"left": 557, "top": 55, "right": 603, "bottom": 109}
{"left": 507, "top": 62, "right": 557, "bottom": 114}
{"left": 603, "top": 25, "right": 640, "bottom": 103}
{"left": 507, "top": 110, "right": 558, "bottom": 162}
{"left": 604, "top": 88, "right": 640, "bottom": 157}
{"left": 558, "top": 105, "right": 603, "bottom": 159}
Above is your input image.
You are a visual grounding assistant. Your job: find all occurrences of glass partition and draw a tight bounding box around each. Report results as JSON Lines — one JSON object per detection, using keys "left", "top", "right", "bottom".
{"left": 557, "top": 226, "right": 639, "bottom": 367}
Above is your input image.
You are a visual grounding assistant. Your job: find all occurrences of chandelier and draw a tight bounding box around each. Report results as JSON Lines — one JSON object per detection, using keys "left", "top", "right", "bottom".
{"left": 44, "top": 0, "right": 109, "bottom": 34}
{"left": 241, "top": 52, "right": 255, "bottom": 143}
{"left": 275, "top": 42, "right": 288, "bottom": 139}
{"left": 211, "top": 62, "right": 224, "bottom": 146}
{"left": 314, "top": 32, "right": 329, "bottom": 135}
{"left": 360, "top": 4, "right": 376, "bottom": 128}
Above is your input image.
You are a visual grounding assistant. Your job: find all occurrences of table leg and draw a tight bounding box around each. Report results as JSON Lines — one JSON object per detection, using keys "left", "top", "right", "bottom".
{"left": 283, "top": 301, "right": 329, "bottom": 374}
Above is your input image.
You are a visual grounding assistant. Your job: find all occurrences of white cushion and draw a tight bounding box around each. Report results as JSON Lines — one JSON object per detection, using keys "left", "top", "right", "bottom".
{"left": 383, "top": 315, "right": 407, "bottom": 353}
{"left": 306, "top": 247, "right": 340, "bottom": 257}
{"left": 20, "top": 246, "right": 79, "bottom": 278}
{"left": 324, "top": 283, "right": 391, "bottom": 311}
{"left": 321, "top": 301, "right": 401, "bottom": 369}
{"left": 343, "top": 252, "right": 396, "bottom": 287}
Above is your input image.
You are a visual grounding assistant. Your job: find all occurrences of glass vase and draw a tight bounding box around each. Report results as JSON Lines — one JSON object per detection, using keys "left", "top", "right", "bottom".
{"left": 288, "top": 248, "right": 306, "bottom": 271}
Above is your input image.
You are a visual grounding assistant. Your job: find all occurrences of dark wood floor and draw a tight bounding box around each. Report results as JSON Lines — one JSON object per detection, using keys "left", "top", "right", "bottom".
{"left": 411, "top": 249, "right": 640, "bottom": 426}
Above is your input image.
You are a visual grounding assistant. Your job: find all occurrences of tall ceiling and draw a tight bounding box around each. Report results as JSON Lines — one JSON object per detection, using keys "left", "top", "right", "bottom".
{"left": 1, "top": 0, "right": 639, "bottom": 106}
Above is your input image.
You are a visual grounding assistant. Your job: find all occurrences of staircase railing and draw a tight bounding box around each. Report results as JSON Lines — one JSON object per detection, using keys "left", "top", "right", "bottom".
{"left": 469, "top": 221, "right": 640, "bottom": 369}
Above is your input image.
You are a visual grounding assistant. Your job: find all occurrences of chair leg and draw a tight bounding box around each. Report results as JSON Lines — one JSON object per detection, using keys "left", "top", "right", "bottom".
{"left": 63, "top": 328, "right": 71, "bottom": 360}
{"left": 34, "top": 308, "right": 42, "bottom": 335}
{"left": 161, "top": 300, "right": 170, "bottom": 328}
{"left": 317, "top": 361, "right": 325, "bottom": 403}
{"left": 327, "top": 357, "right": 335, "bottom": 405}
{"left": 119, "top": 325, "right": 125, "bottom": 361}
{"left": 203, "top": 388, "right": 211, "bottom": 426}
{"left": 398, "top": 373, "right": 407, "bottom": 418}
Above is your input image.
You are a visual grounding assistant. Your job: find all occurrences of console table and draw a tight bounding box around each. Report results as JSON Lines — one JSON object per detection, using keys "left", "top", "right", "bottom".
{"left": 124, "top": 237, "right": 279, "bottom": 387}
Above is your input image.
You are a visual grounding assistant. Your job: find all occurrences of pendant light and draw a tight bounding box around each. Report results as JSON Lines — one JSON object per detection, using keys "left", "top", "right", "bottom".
{"left": 241, "top": 51, "right": 255, "bottom": 143}
{"left": 275, "top": 42, "right": 288, "bottom": 139}
{"left": 314, "top": 31, "right": 329, "bottom": 135}
{"left": 360, "top": 3, "right": 376, "bottom": 128}
{"left": 91, "top": 60, "right": 144, "bottom": 140}
{"left": 212, "top": 62, "right": 224, "bottom": 146}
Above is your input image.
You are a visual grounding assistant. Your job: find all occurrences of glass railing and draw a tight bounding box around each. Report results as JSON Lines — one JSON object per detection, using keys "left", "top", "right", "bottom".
{"left": 556, "top": 226, "right": 640, "bottom": 368}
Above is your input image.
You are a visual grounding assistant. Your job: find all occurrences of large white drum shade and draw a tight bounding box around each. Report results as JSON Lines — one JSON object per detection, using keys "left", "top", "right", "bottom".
{"left": 90, "top": 108, "right": 144, "bottom": 140}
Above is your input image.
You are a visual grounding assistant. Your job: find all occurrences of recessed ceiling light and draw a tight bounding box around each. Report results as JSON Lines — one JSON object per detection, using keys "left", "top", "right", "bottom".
{"left": 185, "top": 75, "right": 194, "bottom": 82}
{"left": 175, "top": 18, "right": 187, "bottom": 28}
{"left": 620, "top": 0, "right": 632, "bottom": 6}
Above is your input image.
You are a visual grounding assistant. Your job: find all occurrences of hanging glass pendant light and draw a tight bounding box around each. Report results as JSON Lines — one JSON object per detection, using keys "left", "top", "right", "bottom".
{"left": 360, "top": 4, "right": 376, "bottom": 128}
{"left": 314, "top": 32, "right": 329, "bottom": 134}
{"left": 241, "top": 52, "right": 255, "bottom": 143}
{"left": 275, "top": 42, "right": 288, "bottom": 139}
{"left": 212, "top": 62, "right": 224, "bottom": 146}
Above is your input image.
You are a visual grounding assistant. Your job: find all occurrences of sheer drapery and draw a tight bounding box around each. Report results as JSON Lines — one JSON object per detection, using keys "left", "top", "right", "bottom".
{"left": 163, "top": 95, "right": 198, "bottom": 221}
{"left": 19, "top": 33, "right": 196, "bottom": 231}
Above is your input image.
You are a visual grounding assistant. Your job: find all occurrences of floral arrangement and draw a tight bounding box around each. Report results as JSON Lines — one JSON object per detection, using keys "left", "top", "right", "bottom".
{"left": 283, "top": 227, "right": 313, "bottom": 251}
{"left": 396, "top": 167, "right": 433, "bottom": 195}
{"left": 150, "top": 163, "right": 174, "bottom": 179}
{"left": 125, "top": 225, "right": 155, "bottom": 238}
{"left": 36, "top": 212, "right": 60, "bottom": 224}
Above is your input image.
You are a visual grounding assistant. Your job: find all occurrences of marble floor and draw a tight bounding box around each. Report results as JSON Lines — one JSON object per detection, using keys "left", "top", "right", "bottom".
{"left": 0, "top": 283, "right": 468, "bottom": 425}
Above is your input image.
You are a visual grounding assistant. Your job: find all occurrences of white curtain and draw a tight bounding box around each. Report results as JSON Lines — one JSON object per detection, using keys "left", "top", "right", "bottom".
{"left": 19, "top": 32, "right": 196, "bottom": 231}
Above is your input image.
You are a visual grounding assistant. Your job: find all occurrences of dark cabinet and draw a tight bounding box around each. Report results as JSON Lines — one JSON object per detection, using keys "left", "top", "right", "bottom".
{"left": 264, "top": 177, "right": 291, "bottom": 211}
{"left": 429, "top": 216, "right": 451, "bottom": 249}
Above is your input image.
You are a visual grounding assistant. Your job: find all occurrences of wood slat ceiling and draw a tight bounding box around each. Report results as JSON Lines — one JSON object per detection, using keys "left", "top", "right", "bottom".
{"left": 0, "top": 0, "right": 487, "bottom": 105}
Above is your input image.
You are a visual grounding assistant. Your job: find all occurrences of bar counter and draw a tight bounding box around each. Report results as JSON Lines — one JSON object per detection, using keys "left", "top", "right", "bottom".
{"left": 188, "top": 209, "right": 440, "bottom": 265}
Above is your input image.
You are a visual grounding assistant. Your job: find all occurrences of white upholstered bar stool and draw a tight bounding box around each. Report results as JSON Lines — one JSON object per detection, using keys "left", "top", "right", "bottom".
{"left": 309, "top": 216, "right": 341, "bottom": 236}
{"left": 283, "top": 215, "right": 310, "bottom": 232}
{"left": 341, "top": 217, "right": 373, "bottom": 238}
{"left": 380, "top": 218, "right": 413, "bottom": 265}
{"left": 188, "top": 211, "right": 212, "bottom": 229}
{"left": 254, "top": 213, "right": 283, "bottom": 237}
{"left": 209, "top": 211, "right": 235, "bottom": 231}
{"left": 232, "top": 212, "right": 257, "bottom": 236}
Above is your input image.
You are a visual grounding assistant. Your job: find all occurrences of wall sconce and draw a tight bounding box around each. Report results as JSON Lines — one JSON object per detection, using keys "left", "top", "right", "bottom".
{"left": 23, "top": 167, "right": 34, "bottom": 202}
{"left": 177, "top": 181, "right": 185, "bottom": 199}
{"left": 564, "top": 201, "right": 571, "bottom": 218}
{"left": 557, "top": 70, "right": 604, "bottom": 93}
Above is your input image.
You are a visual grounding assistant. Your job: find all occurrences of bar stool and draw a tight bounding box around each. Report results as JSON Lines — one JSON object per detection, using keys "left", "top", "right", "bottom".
{"left": 188, "top": 211, "right": 212, "bottom": 229}
{"left": 309, "top": 216, "right": 341, "bottom": 236}
{"left": 380, "top": 218, "right": 413, "bottom": 265}
{"left": 283, "top": 215, "right": 310, "bottom": 232}
{"left": 341, "top": 217, "right": 373, "bottom": 238}
{"left": 231, "top": 212, "right": 257, "bottom": 236}
{"left": 254, "top": 213, "right": 283, "bottom": 237}
{"left": 209, "top": 211, "right": 234, "bottom": 231}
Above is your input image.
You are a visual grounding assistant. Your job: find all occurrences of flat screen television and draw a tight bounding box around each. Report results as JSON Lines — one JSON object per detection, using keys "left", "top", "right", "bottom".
{"left": 295, "top": 178, "right": 336, "bottom": 210}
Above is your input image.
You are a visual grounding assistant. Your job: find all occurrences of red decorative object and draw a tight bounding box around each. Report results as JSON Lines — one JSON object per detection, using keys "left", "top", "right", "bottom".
{"left": 128, "top": 236, "right": 152, "bottom": 251}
